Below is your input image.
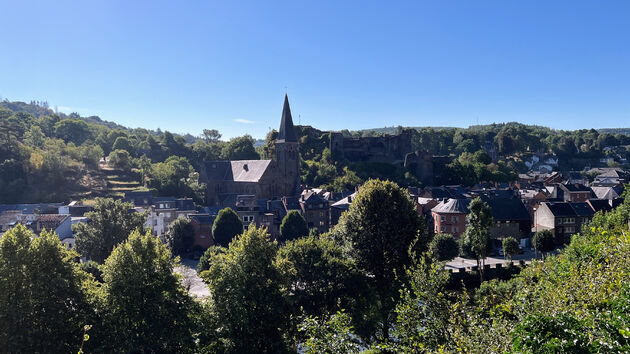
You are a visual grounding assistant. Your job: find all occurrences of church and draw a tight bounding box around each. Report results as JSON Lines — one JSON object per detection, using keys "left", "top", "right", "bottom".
{"left": 202, "top": 95, "right": 301, "bottom": 205}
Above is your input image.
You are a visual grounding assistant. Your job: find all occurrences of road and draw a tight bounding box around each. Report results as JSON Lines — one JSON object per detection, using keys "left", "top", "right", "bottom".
{"left": 446, "top": 248, "right": 539, "bottom": 269}
{"left": 175, "top": 258, "right": 210, "bottom": 298}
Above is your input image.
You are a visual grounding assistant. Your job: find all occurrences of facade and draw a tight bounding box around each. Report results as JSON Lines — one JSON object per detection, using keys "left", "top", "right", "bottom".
{"left": 188, "top": 214, "right": 214, "bottom": 249}
{"left": 534, "top": 202, "right": 595, "bottom": 239}
{"left": 202, "top": 95, "right": 300, "bottom": 205}
{"left": 431, "top": 199, "right": 470, "bottom": 237}
{"left": 558, "top": 183, "right": 593, "bottom": 202}
{"left": 299, "top": 191, "right": 330, "bottom": 233}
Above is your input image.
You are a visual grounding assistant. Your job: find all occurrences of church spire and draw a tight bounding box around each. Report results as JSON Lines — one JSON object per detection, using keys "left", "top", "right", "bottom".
{"left": 277, "top": 94, "right": 297, "bottom": 142}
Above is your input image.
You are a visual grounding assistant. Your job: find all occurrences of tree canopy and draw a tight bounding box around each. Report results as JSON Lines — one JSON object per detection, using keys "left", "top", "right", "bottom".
{"left": 211, "top": 207, "right": 243, "bottom": 247}
{"left": 279, "top": 210, "right": 309, "bottom": 242}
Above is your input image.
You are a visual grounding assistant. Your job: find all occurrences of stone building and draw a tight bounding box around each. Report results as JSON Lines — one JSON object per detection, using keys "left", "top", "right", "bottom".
{"left": 329, "top": 129, "right": 413, "bottom": 163}
{"left": 202, "top": 95, "right": 300, "bottom": 205}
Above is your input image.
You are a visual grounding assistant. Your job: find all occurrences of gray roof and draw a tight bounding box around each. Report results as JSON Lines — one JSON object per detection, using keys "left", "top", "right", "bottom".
{"left": 591, "top": 186, "right": 620, "bottom": 200}
{"left": 205, "top": 160, "right": 272, "bottom": 182}
{"left": 277, "top": 94, "right": 297, "bottom": 143}
{"left": 431, "top": 199, "right": 470, "bottom": 214}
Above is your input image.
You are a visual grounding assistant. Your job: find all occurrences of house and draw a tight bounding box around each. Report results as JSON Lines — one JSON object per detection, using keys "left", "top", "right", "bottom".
{"left": 431, "top": 199, "right": 470, "bottom": 237}
{"left": 135, "top": 196, "right": 196, "bottom": 236}
{"left": 558, "top": 183, "right": 593, "bottom": 202}
{"left": 484, "top": 198, "right": 532, "bottom": 239}
{"left": 591, "top": 185, "right": 623, "bottom": 200}
{"left": 235, "top": 195, "right": 259, "bottom": 231}
{"left": 188, "top": 213, "right": 214, "bottom": 249}
{"left": 330, "top": 193, "right": 356, "bottom": 228}
{"left": 586, "top": 199, "right": 613, "bottom": 214}
{"left": 534, "top": 202, "right": 594, "bottom": 240}
{"left": 567, "top": 171, "right": 588, "bottom": 186}
{"left": 123, "top": 190, "right": 154, "bottom": 207}
{"left": 299, "top": 191, "right": 330, "bottom": 233}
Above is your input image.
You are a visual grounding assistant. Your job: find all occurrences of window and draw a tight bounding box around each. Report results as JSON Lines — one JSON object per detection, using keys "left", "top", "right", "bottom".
{"left": 319, "top": 221, "right": 325, "bottom": 227}
{"left": 441, "top": 216, "right": 446, "bottom": 222}
{"left": 565, "top": 226, "right": 576, "bottom": 233}
{"left": 165, "top": 212, "right": 171, "bottom": 218}
{"left": 440, "top": 226, "right": 445, "bottom": 232}
{"left": 243, "top": 215, "right": 254, "bottom": 223}
{"left": 159, "top": 203, "right": 164, "bottom": 208}
{"left": 452, "top": 216, "right": 458, "bottom": 222}
{"left": 453, "top": 226, "right": 458, "bottom": 233}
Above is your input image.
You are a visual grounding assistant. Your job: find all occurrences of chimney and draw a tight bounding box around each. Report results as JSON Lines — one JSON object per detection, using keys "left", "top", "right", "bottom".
{"left": 243, "top": 164, "right": 248, "bottom": 171}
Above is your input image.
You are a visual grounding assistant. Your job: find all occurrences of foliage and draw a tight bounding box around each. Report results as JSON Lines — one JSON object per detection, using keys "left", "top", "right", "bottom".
{"left": 276, "top": 235, "right": 364, "bottom": 322}
{"left": 279, "top": 210, "right": 309, "bottom": 242}
{"left": 165, "top": 217, "right": 195, "bottom": 256}
{"left": 502, "top": 236, "right": 520, "bottom": 261}
{"left": 221, "top": 134, "right": 259, "bottom": 160}
{"left": 465, "top": 197, "right": 493, "bottom": 280}
{"left": 147, "top": 155, "right": 206, "bottom": 203}
{"left": 99, "top": 230, "right": 197, "bottom": 352}
{"left": 429, "top": 233, "right": 459, "bottom": 261}
{"left": 532, "top": 229, "right": 555, "bottom": 258}
{"left": 196, "top": 245, "right": 226, "bottom": 274}
{"left": 300, "top": 311, "right": 362, "bottom": 354}
{"left": 200, "top": 225, "right": 289, "bottom": 352}
{"left": 332, "top": 179, "right": 427, "bottom": 339}
{"left": 108, "top": 149, "right": 132, "bottom": 171}
{"left": 74, "top": 198, "right": 146, "bottom": 263}
{"left": 54, "top": 118, "right": 92, "bottom": 145}
{"left": 0, "top": 225, "right": 93, "bottom": 353}
{"left": 212, "top": 207, "right": 243, "bottom": 247}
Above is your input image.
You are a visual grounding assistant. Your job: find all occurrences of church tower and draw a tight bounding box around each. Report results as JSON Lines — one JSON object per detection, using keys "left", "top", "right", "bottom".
{"left": 275, "top": 94, "right": 300, "bottom": 196}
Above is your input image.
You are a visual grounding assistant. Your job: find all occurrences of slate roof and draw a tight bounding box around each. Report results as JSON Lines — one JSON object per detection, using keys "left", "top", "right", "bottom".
{"left": 570, "top": 202, "right": 595, "bottom": 217}
{"left": 205, "top": 160, "right": 272, "bottom": 183}
{"left": 562, "top": 183, "right": 591, "bottom": 192}
{"left": 300, "top": 191, "right": 328, "bottom": 207}
{"left": 0, "top": 203, "right": 62, "bottom": 214}
{"left": 588, "top": 199, "right": 612, "bottom": 213}
{"left": 545, "top": 202, "right": 576, "bottom": 217}
{"left": 591, "top": 186, "right": 621, "bottom": 200}
{"left": 331, "top": 193, "right": 357, "bottom": 210}
{"left": 431, "top": 199, "right": 470, "bottom": 214}
{"left": 188, "top": 213, "right": 214, "bottom": 225}
{"left": 486, "top": 198, "right": 531, "bottom": 221}
{"left": 277, "top": 94, "right": 297, "bottom": 143}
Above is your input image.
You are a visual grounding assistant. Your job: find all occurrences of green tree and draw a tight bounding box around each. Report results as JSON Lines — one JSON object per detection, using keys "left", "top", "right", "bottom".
{"left": 165, "top": 217, "right": 195, "bottom": 256}
{"left": 54, "top": 118, "right": 91, "bottom": 145}
{"left": 202, "top": 128, "right": 222, "bottom": 142}
{"left": 300, "top": 311, "right": 362, "bottom": 354}
{"left": 200, "top": 225, "right": 288, "bottom": 352}
{"left": 112, "top": 136, "right": 134, "bottom": 154}
{"left": 333, "top": 179, "right": 427, "bottom": 340}
{"left": 197, "top": 245, "right": 226, "bottom": 274}
{"left": 502, "top": 236, "right": 520, "bottom": 262}
{"left": 221, "top": 134, "right": 259, "bottom": 160}
{"left": 23, "top": 125, "right": 45, "bottom": 147}
{"left": 212, "top": 207, "right": 243, "bottom": 247}
{"left": 0, "top": 225, "right": 93, "bottom": 353}
{"left": 100, "top": 230, "right": 197, "bottom": 352}
{"left": 136, "top": 154, "right": 152, "bottom": 186}
{"left": 279, "top": 210, "right": 309, "bottom": 242}
{"left": 466, "top": 197, "right": 493, "bottom": 281}
{"left": 107, "top": 149, "right": 132, "bottom": 171}
{"left": 74, "top": 198, "right": 146, "bottom": 263}
{"left": 277, "top": 235, "right": 361, "bottom": 320}
{"left": 429, "top": 233, "right": 460, "bottom": 261}
{"left": 532, "top": 229, "right": 555, "bottom": 259}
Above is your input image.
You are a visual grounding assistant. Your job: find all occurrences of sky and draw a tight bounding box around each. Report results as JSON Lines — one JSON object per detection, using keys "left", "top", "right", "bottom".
{"left": 1, "top": 1, "right": 629, "bottom": 139}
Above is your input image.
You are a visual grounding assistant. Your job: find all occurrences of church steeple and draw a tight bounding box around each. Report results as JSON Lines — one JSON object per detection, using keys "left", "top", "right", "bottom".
{"left": 277, "top": 94, "right": 297, "bottom": 142}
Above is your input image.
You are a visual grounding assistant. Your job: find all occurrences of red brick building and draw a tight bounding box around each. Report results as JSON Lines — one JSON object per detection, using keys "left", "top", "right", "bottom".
{"left": 431, "top": 199, "right": 470, "bottom": 238}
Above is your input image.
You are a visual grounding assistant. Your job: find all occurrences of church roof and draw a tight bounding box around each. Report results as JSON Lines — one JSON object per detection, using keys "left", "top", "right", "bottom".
{"left": 277, "top": 94, "right": 297, "bottom": 142}
{"left": 205, "top": 160, "right": 272, "bottom": 182}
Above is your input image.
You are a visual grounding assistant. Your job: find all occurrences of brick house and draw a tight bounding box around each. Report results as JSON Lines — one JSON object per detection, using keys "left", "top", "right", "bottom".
{"left": 558, "top": 183, "right": 593, "bottom": 202}
{"left": 431, "top": 199, "right": 470, "bottom": 237}
{"left": 188, "top": 213, "right": 214, "bottom": 249}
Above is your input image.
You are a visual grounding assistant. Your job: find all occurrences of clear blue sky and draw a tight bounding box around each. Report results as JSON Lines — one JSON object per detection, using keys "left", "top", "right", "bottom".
{"left": 1, "top": 1, "right": 629, "bottom": 139}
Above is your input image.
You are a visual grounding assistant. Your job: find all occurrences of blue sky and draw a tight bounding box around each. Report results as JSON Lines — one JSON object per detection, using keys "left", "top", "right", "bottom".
{"left": 1, "top": 1, "right": 629, "bottom": 139}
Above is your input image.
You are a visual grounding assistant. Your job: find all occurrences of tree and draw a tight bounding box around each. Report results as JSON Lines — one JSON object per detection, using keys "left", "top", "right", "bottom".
{"left": 202, "top": 128, "right": 222, "bottom": 142}
{"left": 197, "top": 246, "right": 226, "bottom": 274}
{"left": 212, "top": 207, "right": 243, "bottom": 247}
{"left": 107, "top": 149, "right": 132, "bottom": 171}
{"left": 277, "top": 235, "right": 362, "bottom": 320}
{"left": 165, "top": 217, "right": 195, "bottom": 256}
{"left": 465, "top": 197, "right": 493, "bottom": 281}
{"left": 502, "top": 236, "right": 520, "bottom": 262}
{"left": 221, "top": 134, "right": 259, "bottom": 160}
{"left": 429, "top": 233, "right": 460, "bottom": 261}
{"left": 300, "top": 311, "right": 362, "bottom": 354}
{"left": 100, "top": 230, "right": 197, "bottom": 352}
{"left": 23, "top": 125, "right": 45, "bottom": 147}
{"left": 532, "top": 229, "right": 555, "bottom": 259}
{"left": 333, "top": 179, "right": 427, "bottom": 339}
{"left": 112, "top": 136, "right": 134, "bottom": 154}
{"left": 74, "top": 198, "right": 146, "bottom": 263}
{"left": 54, "top": 118, "right": 91, "bottom": 145}
{"left": 136, "top": 154, "right": 152, "bottom": 186}
{"left": 0, "top": 225, "right": 93, "bottom": 353}
{"left": 279, "top": 210, "right": 309, "bottom": 242}
{"left": 200, "top": 225, "right": 288, "bottom": 352}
